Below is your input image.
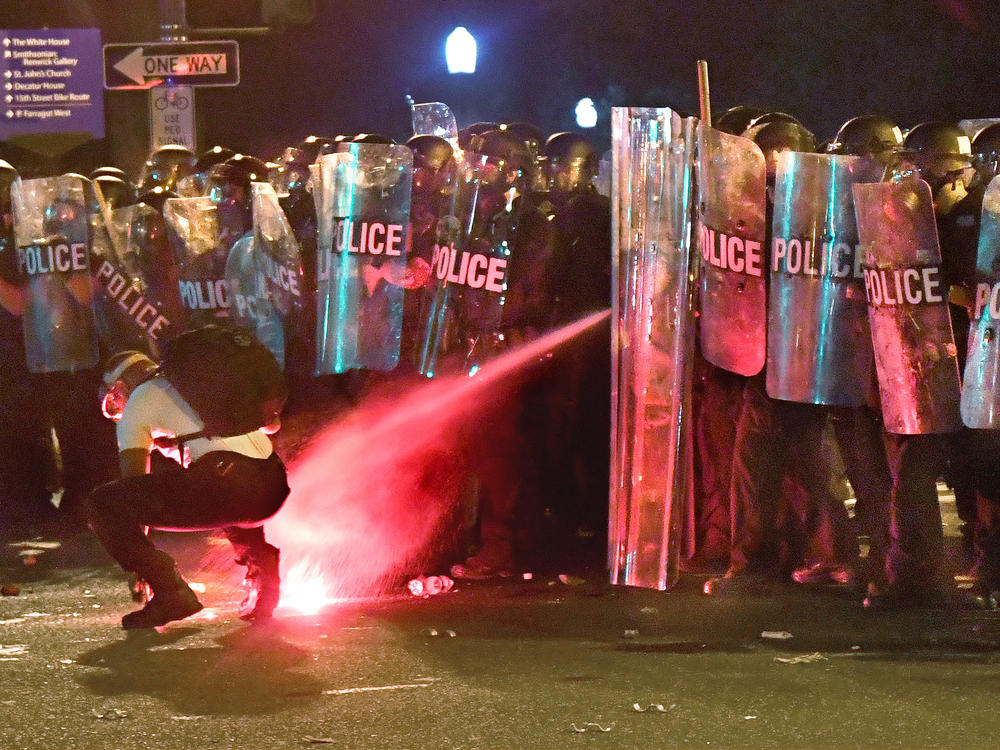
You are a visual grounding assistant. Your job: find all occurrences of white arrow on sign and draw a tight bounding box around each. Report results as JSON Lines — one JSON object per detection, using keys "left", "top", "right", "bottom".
{"left": 113, "top": 47, "right": 229, "bottom": 85}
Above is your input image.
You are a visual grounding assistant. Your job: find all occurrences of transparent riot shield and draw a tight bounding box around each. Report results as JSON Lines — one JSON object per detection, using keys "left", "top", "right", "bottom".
{"left": 416, "top": 149, "right": 531, "bottom": 377}
{"left": 163, "top": 196, "right": 234, "bottom": 329}
{"left": 608, "top": 108, "right": 698, "bottom": 591}
{"left": 767, "top": 152, "right": 883, "bottom": 405}
{"left": 12, "top": 175, "right": 100, "bottom": 372}
{"left": 853, "top": 176, "right": 962, "bottom": 434}
{"left": 409, "top": 100, "right": 459, "bottom": 145}
{"left": 696, "top": 126, "right": 767, "bottom": 376}
{"left": 225, "top": 232, "right": 285, "bottom": 367}
{"left": 314, "top": 143, "right": 413, "bottom": 373}
{"left": 961, "top": 176, "right": 1000, "bottom": 427}
{"left": 252, "top": 182, "right": 304, "bottom": 321}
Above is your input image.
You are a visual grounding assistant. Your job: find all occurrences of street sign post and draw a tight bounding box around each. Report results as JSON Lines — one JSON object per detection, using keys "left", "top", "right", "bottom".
{"left": 148, "top": 83, "right": 195, "bottom": 151}
{"left": 103, "top": 40, "right": 239, "bottom": 89}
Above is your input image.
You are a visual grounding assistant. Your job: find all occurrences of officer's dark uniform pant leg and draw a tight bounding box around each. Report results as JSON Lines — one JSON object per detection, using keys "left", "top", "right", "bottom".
{"left": 881, "top": 433, "right": 946, "bottom": 590}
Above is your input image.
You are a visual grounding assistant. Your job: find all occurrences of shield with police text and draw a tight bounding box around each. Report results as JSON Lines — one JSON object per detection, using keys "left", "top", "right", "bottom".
{"left": 314, "top": 143, "right": 413, "bottom": 373}
{"left": 252, "top": 182, "right": 304, "bottom": 321}
{"left": 767, "top": 152, "right": 883, "bottom": 405}
{"left": 961, "top": 176, "right": 1000, "bottom": 428}
{"left": 163, "top": 196, "right": 235, "bottom": 330}
{"left": 608, "top": 108, "right": 698, "bottom": 592}
{"left": 853, "top": 176, "right": 962, "bottom": 434}
{"left": 416, "top": 150, "right": 528, "bottom": 377}
{"left": 225, "top": 232, "right": 285, "bottom": 367}
{"left": 11, "top": 175, "right": 100, "bottom": 372}
{"left": 696, "top": 126, "right": 767, "bottom": 376}
{"left": 90, "top": 194, "right": 180, "bottom": 355}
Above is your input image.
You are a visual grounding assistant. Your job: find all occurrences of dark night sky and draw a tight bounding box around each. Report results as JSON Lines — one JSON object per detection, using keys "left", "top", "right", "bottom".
{"left": 2, "top": 0, "right": 1000, "bottom": 175}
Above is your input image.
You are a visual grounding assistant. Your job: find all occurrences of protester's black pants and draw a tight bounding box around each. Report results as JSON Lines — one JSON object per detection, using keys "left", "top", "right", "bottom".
{"left": 86, "top": 452, "right": 289, "bottom": 586}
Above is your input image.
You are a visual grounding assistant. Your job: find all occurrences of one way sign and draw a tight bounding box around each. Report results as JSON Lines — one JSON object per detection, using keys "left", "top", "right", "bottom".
{"left": 103, "top": 40, "right": 239, "bottom": 89}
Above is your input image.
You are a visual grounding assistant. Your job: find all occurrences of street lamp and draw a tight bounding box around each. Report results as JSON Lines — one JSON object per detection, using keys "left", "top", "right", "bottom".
{"left": 445, "top": 26, "right": 476, "bottom": 74}
{"left": 575, "top": 97, "right": 598, "bottom": 128}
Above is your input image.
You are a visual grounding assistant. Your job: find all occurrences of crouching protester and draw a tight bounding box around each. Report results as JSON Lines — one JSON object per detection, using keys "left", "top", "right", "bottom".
{"left": 84, "top": 326, "right": 289, "bottom": 629}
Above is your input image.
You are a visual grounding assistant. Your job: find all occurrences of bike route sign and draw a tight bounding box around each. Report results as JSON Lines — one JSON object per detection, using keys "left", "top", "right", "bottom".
{"left": 0, "top": 28, "right": 105, "bottom": 139}
{"left": 103, "top": 40, "right": 239, "bottom": 89}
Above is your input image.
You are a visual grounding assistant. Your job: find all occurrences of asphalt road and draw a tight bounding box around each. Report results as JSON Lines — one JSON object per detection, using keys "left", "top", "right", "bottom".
{"left": 3, "top": 526, "right": 1000, "bottom": 750}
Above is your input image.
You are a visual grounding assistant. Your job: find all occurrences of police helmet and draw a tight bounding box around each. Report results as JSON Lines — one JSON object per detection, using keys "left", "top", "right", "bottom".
{"left": 89, "top": 166, "right": 130, "bottom": 183}
{"left": 94, "top": 174, "right": 137, "bottom": 210}
{"left": 407, "top": 135, "right": 454, "bottom": 172}
{"left": 296, "top": 135, "right": 336, "bottom": 162}
{"left": 194, "top": 146, "right": 236, "bottom": 175}
{"left": 901, "top": 121, "right": 973, "bottom": 180}
{"left": 745, "top": 120, "right": 817, "bottom": 175}
{"left": 972, "top": 123, "right": 1000, "bottom": 178}
{"left": 136, "top": 185, "right": 177, "bottom": 215}
{"left": 544, "top": 132, "right": 598, "bottom": 192}
{"left": 745, "top": 111, "right": 802, "bottom": 131}
{"left": 225, "top": 153, "right": 272, "bottom": 184}
{"left": 829, "top": 115, "right": 904, "bottom": 156}
{"left": 714, "top": 105, "right": 768, "bottom": 135}
{"left": 138, "top": 144, "right": 197, "bottom": 193}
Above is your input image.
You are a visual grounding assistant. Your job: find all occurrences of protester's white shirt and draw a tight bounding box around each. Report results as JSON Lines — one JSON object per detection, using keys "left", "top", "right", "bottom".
{"left": 116, "top": 377, "right": 273, "bottom": 464}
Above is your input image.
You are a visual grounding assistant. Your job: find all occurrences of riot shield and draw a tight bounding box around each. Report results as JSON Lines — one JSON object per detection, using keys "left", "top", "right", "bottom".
{"left": 314, "top": 143, "right": 413, "bottom": 373}
{"left": 961, "top": 175, "right": 1000, "bottom": 427}
{"left": 853, "top": 176, "right": 962, "bottom": 433}
{"left": 11, "top": 175, "right": 100, "bottom": 372}
{"left": 225, "top": 232, "right": 285, "bottom": 367}
{"left": 163, "top": 196, "right": 234, "bottom": 329}
{"left": 696, "top": 126, "right": 767, "bottom": 376}
{"left": 767, "top": 152, "right": 882, "bottom": 405}
{"left": 415, "top": 149, "right": 532, "bottom": 377}
{"left": 608, "top": 107, "right": 698, "bottom": 591}
{"left": 409, "top": 101, "right": 459, "bottom": 145}
{"left": 252, "top": 182, "right": 304, "bottom": 321}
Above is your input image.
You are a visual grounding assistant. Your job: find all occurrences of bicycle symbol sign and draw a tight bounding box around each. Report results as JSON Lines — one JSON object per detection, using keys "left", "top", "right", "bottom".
{"left": 153, "top": 92, "right": 189, "bottom": 111}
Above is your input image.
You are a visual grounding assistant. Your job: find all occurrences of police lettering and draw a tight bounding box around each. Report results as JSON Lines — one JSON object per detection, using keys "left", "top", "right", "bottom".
{"left": 771, "top": 237, "right": 863, "bottom": 279}
{"left": 95, "top": 260, "right": 170, "bottom": 339}
{"left": 258, "top": 253, "right": 301, "bottom": 297}
{"left": 431, "top": 243, "right": 506, "bottom": 292}
{"left": 178, "top": 278, "right": 230, "bottom": 310}
{"left": 863, "top": 266, "right": 943, "bottom": 306}
{"left": 700, "top": 226, "right": 762, "bottom": 277}
{"left": 334, "top": 218, "right": 404, "bottom": 256}
{"left": 233, "top": 293, "right": 261, "bottom": 320}
{"left": 17, "top": 241, "right": 88, "bottom": 275}
{"left": 974, "top": 281, "right": 1000, "bottom": 321}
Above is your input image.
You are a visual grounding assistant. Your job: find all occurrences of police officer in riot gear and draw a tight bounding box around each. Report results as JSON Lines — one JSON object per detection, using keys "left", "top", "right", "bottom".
{"left": 705, "top": 119, "right": 861, "bottom": 594}
{"left": 137, "top": 144, "right": 198, "bottom": 195}
{"left": 827, "top": 115, "right": 903, "bottom": 159}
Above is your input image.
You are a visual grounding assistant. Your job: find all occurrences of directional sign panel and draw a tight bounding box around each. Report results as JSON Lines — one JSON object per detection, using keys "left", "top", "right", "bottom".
{"left": 103, "top": 40, "right": 238, "bottom": 89}
{"left": 1, "top": 28, "right": 105, "bottom": 139}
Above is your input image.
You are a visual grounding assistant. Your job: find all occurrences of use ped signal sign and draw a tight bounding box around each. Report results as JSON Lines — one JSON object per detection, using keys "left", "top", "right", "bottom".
{"left": 103, "top": 40, "right": 239, "bottom": 89}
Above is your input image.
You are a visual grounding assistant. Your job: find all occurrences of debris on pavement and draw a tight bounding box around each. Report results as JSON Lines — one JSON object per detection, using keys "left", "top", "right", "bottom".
{"left": 1, "top": 584, "right": 20, "bottom": 596}
{"left": 760, "top": 631, "right": 794, "bottom": 640}
{"left": 0, "top": 644, "right": 28, "bottom": 658}
{"left": 94, "top": 708, "right": 128, "bottom": 720}
{"left": 774, "top": 652, "right": 828, "bottom": 664}
{"left": 571, "top": 722, "right": 613, "bottom": 733}
{"left": 558, "top": 574, "right": 586, "bottom": 586}
{"left": 632, "top": 703, "right": 673, "bottom": 713}
{"left": 304, "top": 736, "right": 338, "bottom": 744}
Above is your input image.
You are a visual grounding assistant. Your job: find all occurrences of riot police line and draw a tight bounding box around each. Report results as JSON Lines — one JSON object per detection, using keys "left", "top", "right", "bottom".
{"left": 611, "top": 107, "right": 1000, "bottom": 611}
{"left": 0, "top": 110, "right": 613, "bottom": 584}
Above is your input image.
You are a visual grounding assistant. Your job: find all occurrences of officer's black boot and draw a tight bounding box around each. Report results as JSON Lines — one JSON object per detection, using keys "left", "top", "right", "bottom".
{"left": 121, "top": 550, "right": 203, "bottom": 630}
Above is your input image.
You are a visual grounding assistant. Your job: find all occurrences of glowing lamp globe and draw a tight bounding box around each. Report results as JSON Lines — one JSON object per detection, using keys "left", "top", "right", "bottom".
{"left": 575, "top": 97, "right": 598, "bottom": 129}
{"left": 446, "top": 27, "right": 477, "bottom": 74}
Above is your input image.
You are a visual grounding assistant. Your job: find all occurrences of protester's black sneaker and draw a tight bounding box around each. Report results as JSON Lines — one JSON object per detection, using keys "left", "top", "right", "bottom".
{"left": 238, "top": 547, "right": 280, "bottom": 621}
{"left": 121, "top": 586, "right": 203, "bottom": 629}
